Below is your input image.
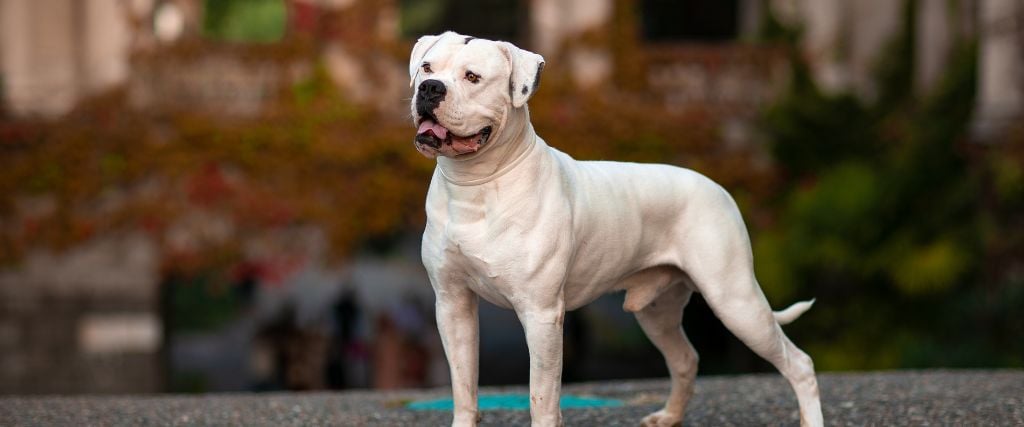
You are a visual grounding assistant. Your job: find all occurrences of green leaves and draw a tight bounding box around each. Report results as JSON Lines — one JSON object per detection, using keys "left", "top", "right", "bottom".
{"left": 887, "top": 237, "right": 970, "bottom": 295}
{"left": 203, "top": 0, "right": 286, "bottom": 43}
{"left": 749, "top": 0, "right": 1024, "bottom": 369}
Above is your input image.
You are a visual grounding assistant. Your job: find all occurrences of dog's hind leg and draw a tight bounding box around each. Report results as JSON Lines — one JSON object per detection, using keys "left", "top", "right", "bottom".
{"left": 633, "top": 283, "right": 697, "bottom": 427}
{"left": 684, "top": 229, "right": 823, "bottom": 426}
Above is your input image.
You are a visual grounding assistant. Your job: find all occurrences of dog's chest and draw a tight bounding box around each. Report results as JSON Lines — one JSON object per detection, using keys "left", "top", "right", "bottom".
{"left": 433, "top": 187, "right": 542, "bottom": 300}
{"left": 442, "top": 189, "right": 489, "bottom": 242}
{"left": 442, "top": 195, "right": 517, "bottom": 271}
{"left": 439, "top": 225, "right": 512, "bottom": 308}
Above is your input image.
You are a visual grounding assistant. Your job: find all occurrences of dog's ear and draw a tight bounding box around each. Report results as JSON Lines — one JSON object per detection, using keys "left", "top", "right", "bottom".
{"left": 409, "top": 34, "right": 442, "bottom": 88}
{"left": 497, "top": 42, "right": 545, "bottom": 108}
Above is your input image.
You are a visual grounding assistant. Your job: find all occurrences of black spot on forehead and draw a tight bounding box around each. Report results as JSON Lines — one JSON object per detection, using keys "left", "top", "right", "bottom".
{"left": 464, "top": 36, "right": 475, "bottom": 44}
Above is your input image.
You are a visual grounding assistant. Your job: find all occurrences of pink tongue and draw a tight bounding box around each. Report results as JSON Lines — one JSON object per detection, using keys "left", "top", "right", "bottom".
{"left": 417, "top": 119, "right": 448, "bottom": 140}
{"left": 450, "top": 135, "right": 480, "bottom": 153}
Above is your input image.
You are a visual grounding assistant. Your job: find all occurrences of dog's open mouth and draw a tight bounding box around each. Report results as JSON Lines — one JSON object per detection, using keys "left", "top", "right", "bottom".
{"left": 415, "top": 118, "right": 492, "bottom": 158}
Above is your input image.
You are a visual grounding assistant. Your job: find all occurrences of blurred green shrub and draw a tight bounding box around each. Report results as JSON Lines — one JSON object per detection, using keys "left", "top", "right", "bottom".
{"left": 167, "top": 274, "right": 242, "bottom": 332}
{"left": 755, "top": 0, "right": 1023, "bottom": 369}
{"left": 204, "top": 0, "right": 286, "bottom": 43}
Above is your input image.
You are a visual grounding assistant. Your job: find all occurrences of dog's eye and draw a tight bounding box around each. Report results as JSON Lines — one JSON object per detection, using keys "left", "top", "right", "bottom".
{"left": 422, "top": 63, "right": 432, "bottom": 74}
{"left": 465, "top": 71, "right": 480, "bottom": 84}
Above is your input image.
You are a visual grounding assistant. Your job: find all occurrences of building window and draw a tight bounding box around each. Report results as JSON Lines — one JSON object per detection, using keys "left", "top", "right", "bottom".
{"left": 400, "top": 0, "right": 526, "bottom": 44}
{"left": 203, "top": 0, "right": 287, "bottom": 43}
{"left": 640, "top": 0, "right": 739, "bottom": 42}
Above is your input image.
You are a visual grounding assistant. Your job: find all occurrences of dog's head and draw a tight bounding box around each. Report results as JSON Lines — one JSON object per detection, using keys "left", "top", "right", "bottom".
{"left": 409, "top": 32, "right": 545, "bottom": 159}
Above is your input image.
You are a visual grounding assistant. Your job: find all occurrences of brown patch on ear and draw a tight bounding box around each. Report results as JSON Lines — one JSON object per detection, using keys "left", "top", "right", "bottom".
{"left": 531, "top": 63, "right": 544, "bottom": 94}
{"left": 497, "top": 40, "right": 545, "bottom": 108}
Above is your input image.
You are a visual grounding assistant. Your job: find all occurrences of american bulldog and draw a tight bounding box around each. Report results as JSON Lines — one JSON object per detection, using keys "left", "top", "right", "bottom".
{"left": 410, "top": 31, "right": 823, "bottom": 427}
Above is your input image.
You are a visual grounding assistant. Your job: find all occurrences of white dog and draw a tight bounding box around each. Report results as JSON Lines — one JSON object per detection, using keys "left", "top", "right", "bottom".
{"left": 410, "top": 31, "right": 823, "bottom": 427}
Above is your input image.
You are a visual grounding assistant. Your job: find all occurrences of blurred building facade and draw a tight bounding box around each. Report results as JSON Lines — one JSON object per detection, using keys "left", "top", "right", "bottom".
{"left": 1, "top": 0, "right": 1022, "bottom": 394}
{"left": 0, "top": 0, "right": 132, "bottom": 116}
{"left": 768, "top": 0, "right": 1022, "bottom": 140}
{"left": 3, "top": 0, "right": 1020, "bottom": 127}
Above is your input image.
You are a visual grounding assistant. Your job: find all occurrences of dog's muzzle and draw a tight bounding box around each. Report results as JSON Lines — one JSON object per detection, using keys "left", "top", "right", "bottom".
{"left": 412, "top": 79, "right": 494, "bottom": 158}
{"left": 416, "top": 79, "right": 446, "bottom": 121}
{"left": 414, "top": 119, "right": 493, "bottom": 158}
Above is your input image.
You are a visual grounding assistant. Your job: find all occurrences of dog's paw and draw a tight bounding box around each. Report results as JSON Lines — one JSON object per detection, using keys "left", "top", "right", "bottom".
{"left": 451, "top": 411, "right": 480, "bottom": 427}
{"left": 641, "top": 409, "right": 683, "bottom": 427}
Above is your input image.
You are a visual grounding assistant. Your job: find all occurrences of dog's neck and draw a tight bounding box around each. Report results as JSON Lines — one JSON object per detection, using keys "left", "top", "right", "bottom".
{"left": 436, "top": 107, "right": 536, "bottom": 185}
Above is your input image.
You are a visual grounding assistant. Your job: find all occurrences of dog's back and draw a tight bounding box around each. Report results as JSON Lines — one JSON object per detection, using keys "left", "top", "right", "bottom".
{"left": 547, "top": 146, "right": 746, "bottom": 306}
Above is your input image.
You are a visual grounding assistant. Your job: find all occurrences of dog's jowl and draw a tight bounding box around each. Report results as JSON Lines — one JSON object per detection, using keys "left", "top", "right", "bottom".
{"left": 410, "top": 31, "right": 824, "bottom": 427}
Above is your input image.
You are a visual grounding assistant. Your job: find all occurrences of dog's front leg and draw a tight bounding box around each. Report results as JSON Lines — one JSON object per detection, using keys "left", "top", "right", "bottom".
{"left": 436, "top": 287, "right": 480, "bottom": 426}
{"left": 518, "top": 301, "right": 566, "bottom": 427}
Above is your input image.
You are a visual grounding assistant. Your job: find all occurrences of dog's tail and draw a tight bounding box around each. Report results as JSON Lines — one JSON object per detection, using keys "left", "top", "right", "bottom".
{"left": 773, "top": 299, "right": 815, "bottom": 325}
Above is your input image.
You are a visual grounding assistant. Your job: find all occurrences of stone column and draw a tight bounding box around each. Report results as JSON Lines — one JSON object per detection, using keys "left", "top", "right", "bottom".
{"left": 530, "top": 0, "right": 613, "bottom": 89}
{"left": 0, "top": 0, "right": 79, "bottom": 116}
{"left": 772, "top": 0, "right": 849, "bottom": 93}
{"left": 0, "top": 0, "right": 130, "bottom": 117}
{"left": 82, "top": 0, "right": 131, "bottom": 94}
{"left": 916, "top": 0, "right": 955, "bottom": 94}
{"left": 973, "top": 0, "right": 1022, "bottom": 140}
{"left": 847, "top": 0, "right": 902, "bottom": 100}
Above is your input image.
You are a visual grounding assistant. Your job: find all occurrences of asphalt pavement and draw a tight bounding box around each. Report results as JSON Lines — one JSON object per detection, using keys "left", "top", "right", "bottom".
{"left": 2, "top": 370, "right": 1022, "bottom": 426}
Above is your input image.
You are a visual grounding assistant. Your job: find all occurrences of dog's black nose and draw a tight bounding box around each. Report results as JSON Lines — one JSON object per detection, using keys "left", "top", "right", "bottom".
{"left": 418, "top": 79, "right": 447, "bottom": 103}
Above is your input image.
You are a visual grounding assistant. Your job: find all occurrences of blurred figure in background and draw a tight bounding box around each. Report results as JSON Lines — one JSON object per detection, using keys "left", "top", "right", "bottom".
{"left": 326, "top": 288, "right": 366, "bottom": 389}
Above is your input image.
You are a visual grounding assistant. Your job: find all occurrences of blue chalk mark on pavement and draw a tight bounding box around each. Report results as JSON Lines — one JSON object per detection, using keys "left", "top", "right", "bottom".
{"left": 407, "top": 394, "right": 623, "bottom": 411}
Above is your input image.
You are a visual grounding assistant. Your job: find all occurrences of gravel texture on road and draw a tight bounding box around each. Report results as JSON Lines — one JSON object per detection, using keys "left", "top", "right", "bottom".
{"left": 2, "top": 370, "right": 1022, "bottom": 426}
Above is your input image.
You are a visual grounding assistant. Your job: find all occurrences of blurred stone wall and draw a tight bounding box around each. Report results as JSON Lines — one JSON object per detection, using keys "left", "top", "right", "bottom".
{"left": 644, "top": 45, "right": 788, "bottom": 115}
{"left": 128, "top": 50, "right": 310, "bottom": 118}
{"left": 0, "top": 234, "right": 162, "bottom": 394}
